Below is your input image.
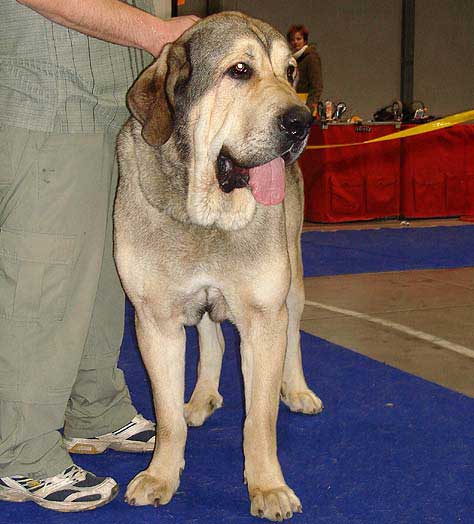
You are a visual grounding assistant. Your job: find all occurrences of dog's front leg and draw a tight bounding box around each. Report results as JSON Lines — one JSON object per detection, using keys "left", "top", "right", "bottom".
{"left": 125, "top": 308, "right": 187, "bottom": 507}
{"left": 240, "top": 306, "right": 302, "bottom": 521}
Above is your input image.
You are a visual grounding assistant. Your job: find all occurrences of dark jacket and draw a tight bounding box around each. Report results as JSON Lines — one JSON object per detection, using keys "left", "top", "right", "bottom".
{"left": 295, "top": 45, "right": 323, "bottom": 110}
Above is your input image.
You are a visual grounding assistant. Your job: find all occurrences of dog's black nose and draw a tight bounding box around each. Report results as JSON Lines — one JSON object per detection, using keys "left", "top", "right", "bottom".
{"left": 279, "top": 106, "right": 313, "bottom": 141}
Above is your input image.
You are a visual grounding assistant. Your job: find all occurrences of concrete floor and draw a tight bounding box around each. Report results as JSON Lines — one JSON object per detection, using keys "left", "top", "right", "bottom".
{"left": 301, "top": 218, "right": 474, "bottom": 397}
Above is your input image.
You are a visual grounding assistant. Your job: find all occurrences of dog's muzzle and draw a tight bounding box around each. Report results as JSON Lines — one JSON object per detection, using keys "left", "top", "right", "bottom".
{"left": 215, "top": 105, "right": 313, "bottom": 206}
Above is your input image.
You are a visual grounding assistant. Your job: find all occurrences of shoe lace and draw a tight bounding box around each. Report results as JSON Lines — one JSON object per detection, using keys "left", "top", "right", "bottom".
{"left": 43, "top": 465, "right": 86, "bottom": 490}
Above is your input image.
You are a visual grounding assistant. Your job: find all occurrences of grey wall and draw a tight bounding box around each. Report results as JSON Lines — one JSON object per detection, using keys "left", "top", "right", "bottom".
{"left": 178, "top": 0, "right": 474, "bottom": 119}
{"left": 414, "top": 0, "right": 474, "bottom": 116}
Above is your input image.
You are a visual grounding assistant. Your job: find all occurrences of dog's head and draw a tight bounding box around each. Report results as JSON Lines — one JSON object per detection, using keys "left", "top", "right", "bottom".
{"left": 127, "top": 12, "right": 312, "bottom": 230}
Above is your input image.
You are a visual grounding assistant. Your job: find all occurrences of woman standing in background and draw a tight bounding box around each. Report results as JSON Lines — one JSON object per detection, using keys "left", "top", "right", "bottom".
{"left": 287, "top": 24, "right": 323, "bottom": 114}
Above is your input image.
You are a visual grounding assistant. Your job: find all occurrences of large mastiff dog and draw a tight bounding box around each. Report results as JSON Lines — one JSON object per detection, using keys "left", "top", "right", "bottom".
{"left": 114, "top": 11, "right": 323, "bottom": 521}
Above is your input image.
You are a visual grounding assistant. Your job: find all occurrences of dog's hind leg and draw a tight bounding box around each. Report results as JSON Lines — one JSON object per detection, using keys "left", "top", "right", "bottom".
{"left": 281, "top": 271, "right": 323, "bottom": 414}
{"left": 184, "top": 313, "right": 224, "bottom": 426}
{"left": 281, "top": 168, "right": 323, "bottom": 415}
{"left": 125, "top": 307, "right": 187, "bottom": 507}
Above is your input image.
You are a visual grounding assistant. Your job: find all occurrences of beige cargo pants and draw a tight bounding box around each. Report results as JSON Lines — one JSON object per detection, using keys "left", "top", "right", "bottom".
{"left": 0, "top": 126, "right": 136, "bottom": 479}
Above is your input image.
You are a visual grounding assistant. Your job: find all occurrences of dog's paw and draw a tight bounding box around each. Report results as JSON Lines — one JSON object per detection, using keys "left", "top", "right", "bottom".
{"left": 184, "top": 391, "right": 223, "bottom": 427}
{"left": 281, "top": 389, "right": 323, "bottom": 415}
{"left": 125, "top": 471, "right": 179, "bottom": 507}
{"left": 250, "top": 486, "right": 302, "bottom": 521}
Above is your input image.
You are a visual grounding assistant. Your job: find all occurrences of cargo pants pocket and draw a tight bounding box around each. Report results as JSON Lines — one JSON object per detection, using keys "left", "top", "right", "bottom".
{"left": 0, "top": 228, "right": 76, "bottom": 321}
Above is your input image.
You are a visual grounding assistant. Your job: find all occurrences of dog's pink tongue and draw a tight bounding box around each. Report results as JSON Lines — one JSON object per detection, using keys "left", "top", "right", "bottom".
{"left": 248, "top": 157, "right": 285, "bottom": 206}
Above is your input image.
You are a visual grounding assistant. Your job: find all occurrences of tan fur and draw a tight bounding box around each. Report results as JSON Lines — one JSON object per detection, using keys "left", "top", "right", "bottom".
{"left": 114, "top": 12, "right": 323, "bottom": 521}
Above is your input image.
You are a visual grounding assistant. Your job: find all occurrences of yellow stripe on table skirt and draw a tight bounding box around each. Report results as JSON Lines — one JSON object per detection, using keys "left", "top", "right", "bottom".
{"left": 305, "top": 109, "right": 474, "bottom": 150}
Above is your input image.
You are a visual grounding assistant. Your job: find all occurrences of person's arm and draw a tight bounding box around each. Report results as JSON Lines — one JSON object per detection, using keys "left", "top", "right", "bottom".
{"left": 16, "top": 0, "right": 198, "bottom": 56}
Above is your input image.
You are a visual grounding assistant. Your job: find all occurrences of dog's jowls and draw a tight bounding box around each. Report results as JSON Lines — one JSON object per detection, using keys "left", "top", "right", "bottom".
{"left": 114, "top": 11, "right": 323, "bottom": 521}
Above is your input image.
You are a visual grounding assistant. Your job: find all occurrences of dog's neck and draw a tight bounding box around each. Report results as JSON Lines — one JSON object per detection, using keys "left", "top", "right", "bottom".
{"left": 131, "top": 122, "right": 191, "bottom": 224}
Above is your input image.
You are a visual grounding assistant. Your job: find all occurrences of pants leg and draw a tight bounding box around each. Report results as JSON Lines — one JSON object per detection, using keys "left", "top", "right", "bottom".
{"left": 63, "top": 158, "right": 136, "bottom": 439}
{"left": 0, "top": 126, "right": 127, "bottom": 478}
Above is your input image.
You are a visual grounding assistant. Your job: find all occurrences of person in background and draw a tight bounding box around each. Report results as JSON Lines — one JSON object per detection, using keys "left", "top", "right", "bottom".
{"left": 0, "top": 0, "right": 197, "bottom": 512}
{"left": 287, "top": 24, "right": 323, "bottom": 114}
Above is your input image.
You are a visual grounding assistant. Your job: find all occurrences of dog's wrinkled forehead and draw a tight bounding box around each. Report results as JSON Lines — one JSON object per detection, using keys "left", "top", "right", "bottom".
{"left": 180, "top": 13, "right": 291, "bottom": 98}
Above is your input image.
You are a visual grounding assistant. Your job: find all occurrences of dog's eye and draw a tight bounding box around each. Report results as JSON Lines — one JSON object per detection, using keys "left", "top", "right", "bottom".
{"left": 287, "top": 64, "right": 296, "bottom": 83}
{"left": 228, "top": 62, "right": 252, "bottom": 80}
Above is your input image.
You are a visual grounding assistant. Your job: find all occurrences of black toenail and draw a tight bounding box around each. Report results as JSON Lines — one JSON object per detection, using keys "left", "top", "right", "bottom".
{"left": 286, "top": 512, "right": 292, "bottom": 518}
{"left": 153, "top": 497, "right": 160, "bottom": 507}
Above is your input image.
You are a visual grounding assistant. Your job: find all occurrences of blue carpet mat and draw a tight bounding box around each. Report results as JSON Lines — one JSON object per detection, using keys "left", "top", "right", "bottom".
{"left": 3, "top": 226, "right": 474, "bottom": 523}
{"left": 302, "top": 224, "right": 474, "bottom": 277}
{"left": 5, "top": 324, "right": 473, "bottom": 524}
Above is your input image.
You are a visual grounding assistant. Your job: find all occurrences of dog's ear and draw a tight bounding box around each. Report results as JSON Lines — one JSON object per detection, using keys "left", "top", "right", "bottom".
{"left": 127, "top": 44, "right": 190, "bottom": 146}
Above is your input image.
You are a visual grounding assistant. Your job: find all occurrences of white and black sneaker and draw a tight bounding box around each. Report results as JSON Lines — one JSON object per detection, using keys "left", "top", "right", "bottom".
{"left": 64, "top": 414, "right": 155, "bottom": 454}
{"left": 0, "top": 464, "right": 118, "bottom": 512}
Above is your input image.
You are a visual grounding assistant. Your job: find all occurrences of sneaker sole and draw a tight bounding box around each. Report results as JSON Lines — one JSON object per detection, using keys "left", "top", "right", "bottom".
{"left": 66, "top": 441, "right": 110, "bottom": 454}
{"left": 67, "top": 439, "right": 154, "bottom": 454}
{"left": 0, "top": 482, "right": 118, "bottom": 512}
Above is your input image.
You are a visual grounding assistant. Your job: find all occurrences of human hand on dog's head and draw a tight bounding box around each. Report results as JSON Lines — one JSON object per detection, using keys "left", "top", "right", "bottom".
{"left": 151, "top": 15, "right": 200, "bottom": 56}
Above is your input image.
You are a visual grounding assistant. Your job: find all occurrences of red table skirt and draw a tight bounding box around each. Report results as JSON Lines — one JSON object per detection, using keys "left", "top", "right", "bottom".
{"left": 299, "top": 123, "right": 474, "bottom": 223}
